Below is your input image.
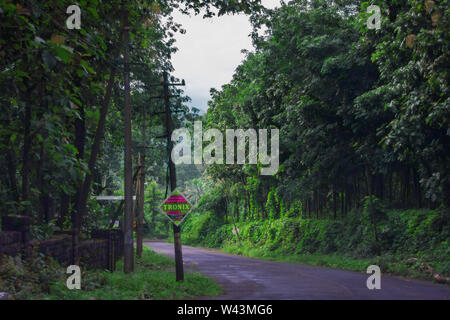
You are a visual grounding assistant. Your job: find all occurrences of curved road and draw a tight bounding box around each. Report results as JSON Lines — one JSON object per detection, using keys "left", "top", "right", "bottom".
{"left": 145, "top": 241, "right": 450, "bottom": 300}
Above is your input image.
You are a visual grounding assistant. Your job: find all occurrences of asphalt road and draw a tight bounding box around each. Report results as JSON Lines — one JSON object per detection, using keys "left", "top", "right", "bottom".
{"left": 145, "top": 241, "right": 450, "bottom": 300}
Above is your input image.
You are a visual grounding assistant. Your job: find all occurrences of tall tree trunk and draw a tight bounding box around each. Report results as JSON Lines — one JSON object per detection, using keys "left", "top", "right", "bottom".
{"left": 232, "top": 198, "right": 242, "bottom": 247}
{"left": 22, "top": 96, "right": 31, "bottom": 216}
{"left": 413, "top": 167, "right": 422, "bottom": 208}
{"left": 333, "top": 185, "right": 337, "bottom": 220}
{"left": 75, "top": 105, "right": 86, "bottom": 159}
{"left": 6, "top": 143, "right": 19, "bottom": 201}
{"left": 307, "top": 199, "right": 311, "bottom": 218}
{"left": 134, "top": 153, "right": 144, "bottom": 258}
{"left": 71, "top": 91, "right": 87, "bottom": 262}
{"left": 387, "top": 170, "right": 393, "bottom": 204}
{"left": 137, "top": 105, "right": 148, "bottom": 256}
{"left": 123, "top": 8, "right": 134, "bottom": 273}
{"left": 346, "top": 188, "right": 352, "bottom": 214}
{"left": 224, "top": 198, "right": 228, "bottom": 224}
{"left": 314, "top": 189, "right": 319, "bottom": 219}
{"left": 245, "top": 191, "right": 251, "bottom": 220}
{"left": 59, "top": 193, "right": 70, "bottom": 229}
{"left": 44, "top": 194, "right": 55, "bottom": 222}
{"left": 402, "top": 167, "right": 410, "bottom": 207}
{"left": 365, "top": 166, "right": 380, "bottom": 254}
{"left": 37, "top": 140, "right": 45, "bottom": 224}
{"left": 136, "top": 107, "right": 146, "bottom": 258}
{"left": 72, "top": 64, "right": 118, "bottom": 265}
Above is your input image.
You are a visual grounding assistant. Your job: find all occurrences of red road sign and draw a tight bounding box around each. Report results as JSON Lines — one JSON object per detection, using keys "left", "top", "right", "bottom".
{"left": 160, "top": 190, "right": 192, "bottom": 226}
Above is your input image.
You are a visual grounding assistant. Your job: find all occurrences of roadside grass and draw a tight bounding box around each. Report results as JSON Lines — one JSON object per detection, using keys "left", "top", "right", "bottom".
{"left": 46, "top": 247, "right": 222, "bottom": 300}
{"left": 222, "top": 244, "right": 370, "bottom": 272}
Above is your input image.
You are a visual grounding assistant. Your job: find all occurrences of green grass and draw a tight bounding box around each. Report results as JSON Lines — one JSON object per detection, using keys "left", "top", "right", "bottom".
{"left": 45, "top": 247, "right": 222, "bottom": 300}
{"left": 222, "top": 244, "right": 371, "bottom": 272}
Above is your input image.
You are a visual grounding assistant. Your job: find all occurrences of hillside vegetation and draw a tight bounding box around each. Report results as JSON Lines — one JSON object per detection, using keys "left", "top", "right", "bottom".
{"left": 181, "top": 208, "right": 450, "bottom": 281}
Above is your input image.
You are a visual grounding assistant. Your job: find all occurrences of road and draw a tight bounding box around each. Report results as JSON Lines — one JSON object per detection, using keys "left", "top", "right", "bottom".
{"left": 145, "top": 241, "right": 450, "bottom": 300}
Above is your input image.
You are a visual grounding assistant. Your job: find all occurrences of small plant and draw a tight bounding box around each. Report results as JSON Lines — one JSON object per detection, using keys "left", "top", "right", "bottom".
{"left": 30, "top": 220, "right": 59, "bottom": 240}
{"left": 0, "top": 249, "right": 64, "bottom": 299}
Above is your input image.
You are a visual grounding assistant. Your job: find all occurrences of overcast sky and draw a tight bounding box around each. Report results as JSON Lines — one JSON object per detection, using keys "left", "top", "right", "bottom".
{"left": 170, "top": 0, "right": 281, "bottom": 113}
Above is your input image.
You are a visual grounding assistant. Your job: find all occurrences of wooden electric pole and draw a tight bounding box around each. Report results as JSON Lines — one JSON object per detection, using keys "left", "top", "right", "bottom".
{"left": 136, "top": 95, "right": 147, "bottom": 258}
{"left": 163, "top": 71, "right": 184, "bottom": 281}
{"left": 123, "top": 8, "right": 134, "bottom": 274}
{"left": 136, "top": 151, "right": 145, "bottom": 257}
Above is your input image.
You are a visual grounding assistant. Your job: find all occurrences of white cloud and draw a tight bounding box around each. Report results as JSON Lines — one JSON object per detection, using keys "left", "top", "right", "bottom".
{"left": 170, "top": 0, "right": 281, "bottom": 113}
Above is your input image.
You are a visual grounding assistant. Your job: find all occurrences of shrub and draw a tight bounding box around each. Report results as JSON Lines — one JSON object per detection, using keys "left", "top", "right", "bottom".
{"left": 182, "top": 208, "right": 450, "bottom": 277}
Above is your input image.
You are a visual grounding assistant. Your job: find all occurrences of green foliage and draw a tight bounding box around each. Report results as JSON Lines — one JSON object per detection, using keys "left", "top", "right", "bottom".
{"left": 182, "top": 212, "right": 231, "bottom": 247}
{"left": 0, "top": 0, "right": 258, "bottom": 237}
{"left": 0, "top": 250, "right": 64, "bottom": 299}
{"left": 0, "top": 0, "right": 448, "bottom": 291}
{"left": 144, "top": 182, "right": 170, "bottom": 239}
{"left": 47, "top": 247, "right": 221, "bottom": 300}
{"left": 0, "top": 247, "right": 221, "bottom": 300}
{"left": 201, "top": 0, "right": 450, "bottom": 228}
{"left": 29, "top": 220, "right": 60, "bottom": 240}
{"left": 182, "top": 208, "right": 450, "bottom": 278}
{"left": 266, "top": 188, "right": 280, "bottom": 219}
{"left": 177, "top": 2, "right": 450, "bottom": 286}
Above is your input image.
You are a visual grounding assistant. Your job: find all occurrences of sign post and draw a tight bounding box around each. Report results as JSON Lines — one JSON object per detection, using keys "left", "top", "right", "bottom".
{"left": 173, "top": 224, "right": 183, "bottom": 281}
{"left": 160, "top": 190, "right": 192, "bottom": 281}
{"left": 161, "top": 70, "right": 188, "bottom": 281}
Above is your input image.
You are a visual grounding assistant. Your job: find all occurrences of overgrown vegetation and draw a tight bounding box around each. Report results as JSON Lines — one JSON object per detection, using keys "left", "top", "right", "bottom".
{"left": 0, "top": 0, "right": 260, "bottom": 268}
{"left": 0, "top": 247, "right": 221, "bottom": 299}
{"left": 202, "top": 0, "right": 450, "bottom": 221}
{"left": 181, "top": 208, "right": 450, "bottom": 281}
{"left": 0, "top": 0, "right": 449, "bottom": 298}
{"left": 168, "top": 0, "right": 450, "bottom": 283}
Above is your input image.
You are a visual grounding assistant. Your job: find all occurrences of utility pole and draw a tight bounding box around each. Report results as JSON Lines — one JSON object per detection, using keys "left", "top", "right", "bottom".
{"left": 136, "top": 151, "right": 145, "bottom": 257}
{"left": 132, "top": 153, "right": 141, "bottom": 253}
{"left": 123, "top": 8, "right": 134, "bottom": 273}
{"left": 163, "top": 71, "right": 184, "bottom": 281}
{"left": 136, "top": 92, "right": 148, "bottom": 258}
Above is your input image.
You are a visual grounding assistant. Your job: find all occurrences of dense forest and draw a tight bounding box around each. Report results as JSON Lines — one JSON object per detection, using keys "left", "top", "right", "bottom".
{"left": 0, "top": 0, "right": 449, "bottom": 299}
{"left": 0, "top": 0, "right": 261, "bottom": 239}
{"left": 202, "top": 0, "right": 449, "bottom": 217}
{"left": 181, "top": 0, "right": 450, "bottom": 280}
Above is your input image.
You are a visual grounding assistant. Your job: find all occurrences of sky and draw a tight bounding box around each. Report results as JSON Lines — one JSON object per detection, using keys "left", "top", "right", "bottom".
{"left": 170, "top": 0, "right": 281, "bottom": 113}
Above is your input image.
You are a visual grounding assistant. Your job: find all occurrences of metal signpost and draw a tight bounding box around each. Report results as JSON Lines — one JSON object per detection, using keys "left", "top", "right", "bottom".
{"left": 160, "top": 190, "right": 193, "bottom": 281}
